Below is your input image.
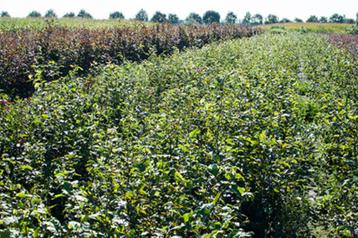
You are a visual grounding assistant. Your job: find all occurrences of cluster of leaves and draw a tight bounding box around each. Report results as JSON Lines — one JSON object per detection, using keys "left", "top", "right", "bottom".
{"left": 0, "top": 22, "right": 258, "bottom": 98}
{"left": 0, "top": 33, "right": 356, "bottom": 237}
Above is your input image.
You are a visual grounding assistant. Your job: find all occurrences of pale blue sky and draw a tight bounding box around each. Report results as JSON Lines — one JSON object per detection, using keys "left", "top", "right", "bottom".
{"left": 0, "top": 0, "right": 357, "bottom": 20}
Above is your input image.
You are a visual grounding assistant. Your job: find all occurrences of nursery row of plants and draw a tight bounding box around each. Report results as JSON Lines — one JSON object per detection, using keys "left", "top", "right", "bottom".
{"left": 0, "top": 23, "right": 259, "bottom": 98}
{"left": 0, "top": 18, "right": 153, "bottom": 31}
{"left": 0, "top": 33, "right": 356, "bottom": 237}
{"left": 261, "top": 22, "right": 355, "bottom": 34}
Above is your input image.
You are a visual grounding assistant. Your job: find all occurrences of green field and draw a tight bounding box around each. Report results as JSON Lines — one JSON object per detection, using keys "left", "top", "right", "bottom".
{"left": 261, "top": 22, "right": 354, "bottom": 33}
{"left": 1, "top": 32, "right": 356, "bottom": 237}
{"left": 0, "top": 17, "right": 152, "bottom": 31}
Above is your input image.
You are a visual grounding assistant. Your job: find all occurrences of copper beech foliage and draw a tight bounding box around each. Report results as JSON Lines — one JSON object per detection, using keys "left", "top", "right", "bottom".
{"left": 0, "top": 23, "right": 260, "bottom": 98}
{"left": 328, "top": 34, "right": 358, "bottom": 58}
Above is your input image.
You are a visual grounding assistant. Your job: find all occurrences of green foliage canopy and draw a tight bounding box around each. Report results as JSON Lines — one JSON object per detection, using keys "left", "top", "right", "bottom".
{"left": 77, "top": 9, "right": 92, "bottom": 19}
{"left": 252, "top": 14, "right": 263, "bottom": 25}
{"left": 109, "top": 11, "right": 125, "bottom": 19}
{"left": 225, "top": 12, "right": 237, "bottom": 24}
{"left": 203, "top": 10, "right": 221, "bottom": 24}
{"left": 329, "top": 13, "right": 344, "bottom": 23}
{"left": 242, "top": 12, "right": 252, "bottom": 25}
{"left": 319, "top": 16, "right": 328, "bottom": 23}
{"left": 307, "top": 15, "right": 319, "bottom": 23}
{"left": 168, "top": 13, "right": 180, "bottom": 24}
{"left": 63, "top": 12, "right": 75, "bottom": 18}
{"left": 44, "top": 9, "right": 57, "bottom": 18}
{"left": 186, "top": 12, "right": 202, "bottom": 25}
{"left": 135, "top": 9, "right": 148, "bottom": 22}
{"left": 0, "top": 11, "right": 10, "bottom": 17}
{"left": 27, "top": 11, "right": 41, "bottom": 18}
{"left": 151, "top": 11, "right": 167, "bottom": 23}
{"left": 265, "top": 14, "right": 279, "bottom": 24}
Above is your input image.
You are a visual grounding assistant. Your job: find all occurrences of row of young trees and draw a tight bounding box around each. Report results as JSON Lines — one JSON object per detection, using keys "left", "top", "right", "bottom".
{"left": 239, "top": 12, "right": 358, "bottom": 25}
{"left": 1, "top": 9, "right": 358, "bottom": 25}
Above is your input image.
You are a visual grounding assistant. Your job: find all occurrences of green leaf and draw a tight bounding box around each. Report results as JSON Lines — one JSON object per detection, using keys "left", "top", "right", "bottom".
{"left": 20, "top": 165, "right": 33, "bottom": 171}
{"left": 178, "top": 144, "right": 190, "bottom": 153}
{"left": 125, "top": 191, "right": 135, "bottom": 199}
{"left": 189, "top": 128, "right": 201, "bottom": 139}
{"left": 16, "top": 192, "right": 27, "bottom": 198}
{"left": 41, "top": 114, "right": 49, "bottom": 119}
{"left": 259, "top": 130, "right": 267, "bottom": 142}
{"left": 212, "top": 192, "right": 221, "bottom": 205}
{"left": 237, "top": 187, "right": 245, "bottom": 196}
{"left": 174, "top": 171, "right": 187, "bottom": 186}
{"left": 235, "top": 173, "right": 245, "bottom": 181}
{"left": 53, "top": 194, "right": 65, "bottom": 199}
{"left": 182, "top": 212, "right": 193, "bottom": 223}
{"left": 208, "top": 164, "right": 219, "bottom": 176}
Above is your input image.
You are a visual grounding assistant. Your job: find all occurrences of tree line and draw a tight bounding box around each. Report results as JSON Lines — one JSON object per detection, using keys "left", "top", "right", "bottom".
{"left": 1, "top": 9, "right": 357, "bottom": 25}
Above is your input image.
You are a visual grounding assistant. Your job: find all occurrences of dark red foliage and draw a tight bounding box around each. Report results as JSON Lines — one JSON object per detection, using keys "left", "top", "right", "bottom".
{"left": 328, "top": 34, "right": 358, "bottom": 58}
{"left": 0, "top": 24, "right": 260, "bottom": 98}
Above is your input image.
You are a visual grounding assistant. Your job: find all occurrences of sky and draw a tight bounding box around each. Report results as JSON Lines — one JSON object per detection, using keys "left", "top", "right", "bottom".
{"left": 0, "top": 0, "right": 357, "bottom": 20}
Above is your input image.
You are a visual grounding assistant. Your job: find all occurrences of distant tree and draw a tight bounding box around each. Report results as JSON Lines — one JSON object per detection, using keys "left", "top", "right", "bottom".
{"left": 242, "top": 12, "right": 252, "bottom": 25}
{"left": 265, "top": 14, "right": 279, "bottom": 24}
{"left": 27, "top": 11, "right": 41, "bottom": 18}
{"left": 186, "top": 13, "right": 202, "bottom": 24}
{"left": 344, "top": 18, "right": 355, "bottom": 24}
{"left": 151, "top": 11, "right": 167, "bottom": 23}
{"left": 135, "top": 9, "right": 148, "bottom": 22}
{"left": 0, "top": 11, "right": 10, "bottom": 17}
{"left": 306, "top": 15, "right": 319, "bottom": 23}
{"left": 109, "top": 11, "right": 124, "bottom": 19}
{"left": 294, "top": 18, "right": 303, "bottom": 23}
{"left": 252, "top": 14, "right": 263, "bottom": 25}
{"left": 168, "top": 14, "right": 179, "bottom": 24}
{"left": 44, "top": 9, "right": 57, "bottom": 18}
{"left": 319, "top": 16, "right": 328, "bottom": 23}
{"left": 329, "top": 13, "right": 344, "bottom": 23}
{"left": 203, "top": 10, "right": 220, "bottom": 24}
{"left": 280, "top": 18, "right": 291, "bottom": 23}
{"left": 77, "top": 9, "right": 92, "bottom": 19}
{"left": 356, "top": 12, "right": 358, "bottom": 24}
{"left": 225, "top": 12, "right": 237, "bottom": 24}
{"left": 63, "top": 12, "right": 75, "bottom": 18}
